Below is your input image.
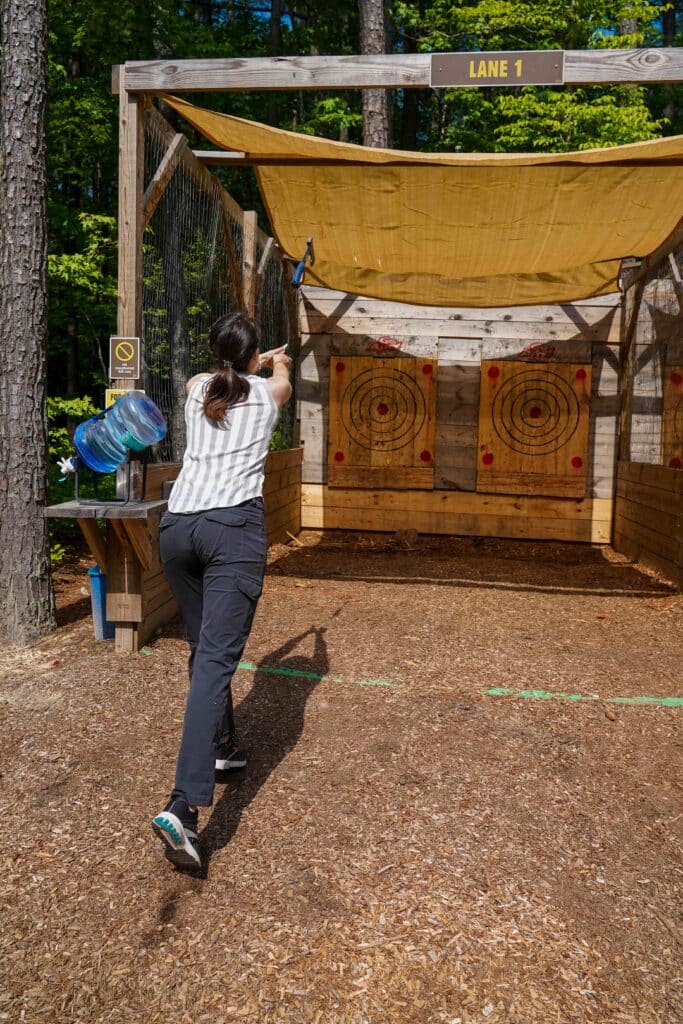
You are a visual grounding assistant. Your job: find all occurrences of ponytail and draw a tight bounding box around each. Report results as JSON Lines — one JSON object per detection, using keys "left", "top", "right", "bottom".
{"left": 202, "top": 312, "right": 261, "bottom": 424}
{"left": 203, "top": 366, "right": 250, "bottom": 424}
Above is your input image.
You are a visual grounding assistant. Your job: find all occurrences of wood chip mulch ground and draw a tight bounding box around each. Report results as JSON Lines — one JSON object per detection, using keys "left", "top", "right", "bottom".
{"left": 1, "top": 531, "right": 681, "bottom": 1024}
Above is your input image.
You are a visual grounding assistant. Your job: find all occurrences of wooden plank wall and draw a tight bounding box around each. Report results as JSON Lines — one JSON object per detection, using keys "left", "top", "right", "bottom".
{"left": 613, "top": 461, "right": 682, "bottom": 587}
{"left": 298, "top": 287, "right": 621, "bottom": 542}
{"left": 263, "top": 447, "right": 303, "bottom": 543}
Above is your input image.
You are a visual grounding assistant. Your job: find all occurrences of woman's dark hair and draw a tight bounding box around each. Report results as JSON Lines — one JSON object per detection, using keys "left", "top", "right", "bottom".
{"left": 203, "top": 313, "right": 260, "bottom": 424}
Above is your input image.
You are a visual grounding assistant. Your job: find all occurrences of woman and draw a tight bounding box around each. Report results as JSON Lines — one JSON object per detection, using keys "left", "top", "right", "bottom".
{"left": 152, "top": 312, "right": 292, "bottom": 870}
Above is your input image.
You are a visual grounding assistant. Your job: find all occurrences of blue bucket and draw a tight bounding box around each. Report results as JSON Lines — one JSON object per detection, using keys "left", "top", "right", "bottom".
{"left": 87, "top": 565, "right": 116, "bottom": 640}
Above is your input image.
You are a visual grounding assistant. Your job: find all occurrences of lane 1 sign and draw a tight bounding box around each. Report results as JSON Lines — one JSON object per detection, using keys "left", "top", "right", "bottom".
{"left": 109, "top": 336, "right": 140, "bottom": 379}
{"left": 430, "top": 50, "right": 565, "bottom": 88}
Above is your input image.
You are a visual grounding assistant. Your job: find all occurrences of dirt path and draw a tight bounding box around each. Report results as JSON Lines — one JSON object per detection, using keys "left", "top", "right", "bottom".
{"left": 1, "top": 534, "right": 681, "bottom": 1023}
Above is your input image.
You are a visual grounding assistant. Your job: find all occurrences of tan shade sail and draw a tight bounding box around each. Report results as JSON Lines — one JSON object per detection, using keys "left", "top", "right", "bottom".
{"left": 165, "top": 95, "right": 683, "bottom": 307}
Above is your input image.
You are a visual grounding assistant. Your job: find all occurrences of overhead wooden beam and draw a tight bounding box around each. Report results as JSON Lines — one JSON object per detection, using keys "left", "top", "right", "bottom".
{"left": 143, "top": 132, "right": 187, "bottom": 225}
{"left": 117, "top": 48, "right": 683, "bottom": 94}
{"left": 193, "top": 149, "right": 248, "bottom": 165}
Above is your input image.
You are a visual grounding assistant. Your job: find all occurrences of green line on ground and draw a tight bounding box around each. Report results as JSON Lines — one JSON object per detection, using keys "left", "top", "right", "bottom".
{"left": 237, "top": 661, "right": 402, "bottom": 689}
{"left": 484, "top": 687, "right": 683, "bottom": 708}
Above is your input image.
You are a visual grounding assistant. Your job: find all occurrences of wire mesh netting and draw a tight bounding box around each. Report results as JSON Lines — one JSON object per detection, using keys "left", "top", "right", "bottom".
{"left": 142, "top": 109, "right": 298, "bottom": 461}
{"left": 625, "top": 250, "right": 683, "bottom": 468}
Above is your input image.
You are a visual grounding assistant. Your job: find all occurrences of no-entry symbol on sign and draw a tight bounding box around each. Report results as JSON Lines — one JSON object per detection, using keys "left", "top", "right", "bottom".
{"left": 109, "top": 336, "right": 140, "bottom": 379}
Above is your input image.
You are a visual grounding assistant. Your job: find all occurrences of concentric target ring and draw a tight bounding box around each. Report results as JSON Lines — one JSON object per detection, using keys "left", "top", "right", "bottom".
{"left": 341, "top": 369, "right": 426, "bottom": 451}
{"left": 492, "top": 370, "right": 580, "bottom": 455}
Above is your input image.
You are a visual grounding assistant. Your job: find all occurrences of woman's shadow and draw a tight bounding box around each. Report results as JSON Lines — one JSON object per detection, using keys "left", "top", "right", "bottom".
{"left": 197, "top": 623, "right": 330, "bottom": 875}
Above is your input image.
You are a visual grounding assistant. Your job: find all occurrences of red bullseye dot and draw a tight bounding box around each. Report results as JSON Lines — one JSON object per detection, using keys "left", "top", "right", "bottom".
{"left": 672, "top": 373, "right": 683, "bottom": 387}
{"left": 571, "top": 456, "right": 583, "bottom": 469}
{"left": 334, "top": 451, "right": 345, "bottom": 463}
{"left": 422, "top": 364, "right": 433, "bottom": 375}
{"left": 575, "top": 368, "right": 587, "bottom": 381}
{"left": 487, "top": 366, "right": 500, "bottom": 379}
{"left": 482, "top": 452, "right": 494, "bottom": 465}
{"left": 335, "top": 361, "right": 345, "bottom": 373}
{"left": 419, "top": 450, "right": 432, "bottom": 463}
{"left": 529, "top": 406, "right": 542, "bottom": 418}
{"left": 377, "top": 402, "right": 389, "bottom": 415}
{"left": 670, "top": 457, "right": 682, "bottom": 469}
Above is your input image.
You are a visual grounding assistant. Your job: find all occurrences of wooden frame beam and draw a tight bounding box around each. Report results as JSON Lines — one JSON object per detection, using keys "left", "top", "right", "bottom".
{"left": 143, "top": 131, "right": 187, "bottom": 225}
{"left": 116, "top": 49, "right": 683, "bottom": 94}
{"left": 242, "top": 210, "right": 258, "bottom": 317}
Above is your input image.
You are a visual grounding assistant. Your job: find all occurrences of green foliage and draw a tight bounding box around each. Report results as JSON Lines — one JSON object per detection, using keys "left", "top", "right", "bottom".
{"left": 286, "top": 98, "right": 363, "bottom": 139}
{"left": 268, "top": 428, "right": 291, "bottom": 452}
{"left": 50, "top": 543, "right": 68, "bottom": 566}
{"left": 46, "top": 397, "right": 116, "bottom": 528}
{"left": 395, "top": 0, "right": 667, "bottom": 151}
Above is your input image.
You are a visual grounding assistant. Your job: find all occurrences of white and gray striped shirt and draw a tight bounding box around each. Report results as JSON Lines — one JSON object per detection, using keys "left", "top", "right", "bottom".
{"left": 168, "top": 373, "right": 279, "bottom": 513}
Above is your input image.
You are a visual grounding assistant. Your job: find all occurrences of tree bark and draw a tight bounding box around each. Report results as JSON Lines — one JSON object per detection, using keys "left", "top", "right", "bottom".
{"left": 359, "top": 0, "right": 392, "bottom": 147}
{"left": 0, "top": 0, "right": 56, "bottom": 643}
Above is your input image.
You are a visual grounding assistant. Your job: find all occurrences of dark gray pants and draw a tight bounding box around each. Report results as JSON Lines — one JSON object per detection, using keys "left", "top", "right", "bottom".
{"left": 159, "top": 498, "right": 266, "bottom": 806}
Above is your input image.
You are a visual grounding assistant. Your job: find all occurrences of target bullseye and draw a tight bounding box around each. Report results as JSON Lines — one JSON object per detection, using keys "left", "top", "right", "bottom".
{"left": 491, "top": 368, "right": 581, "bottom": 456}
{"left": 341, "top": 367, "right": 427, "bottom": 451}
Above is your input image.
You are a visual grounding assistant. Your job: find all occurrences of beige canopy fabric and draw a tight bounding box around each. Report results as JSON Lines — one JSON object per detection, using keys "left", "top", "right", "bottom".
{"left": 165, "top": 95, "right": 683, "bottom": 307}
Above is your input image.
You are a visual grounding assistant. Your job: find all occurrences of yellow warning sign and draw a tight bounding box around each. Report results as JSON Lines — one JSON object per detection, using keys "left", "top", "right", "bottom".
{"left": 105, "top": 387, "right": 145, "bottom": 408}
{"left": 109, "top": 336, "right": 140, "bottom": 379}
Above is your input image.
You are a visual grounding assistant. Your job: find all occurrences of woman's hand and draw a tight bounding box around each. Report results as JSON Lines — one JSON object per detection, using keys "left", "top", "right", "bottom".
{"left": 272, "top": 351, "right": 292, "bottom": 370}
{"left": 258, "top": 346, "right": 288, "bottom": 370}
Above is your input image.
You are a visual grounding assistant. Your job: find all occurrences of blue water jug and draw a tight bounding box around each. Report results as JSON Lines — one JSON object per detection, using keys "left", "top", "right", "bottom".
{"left": 73, "top": 391, "right": 167, "bottom": 473}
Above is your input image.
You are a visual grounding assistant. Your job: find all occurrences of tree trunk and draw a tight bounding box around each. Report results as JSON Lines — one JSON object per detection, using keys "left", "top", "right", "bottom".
{"left": 359, "top": 0, "right": 392, "bottom": 147}
{"left": 0, "top": 0, "right": 56, "bottom": 643}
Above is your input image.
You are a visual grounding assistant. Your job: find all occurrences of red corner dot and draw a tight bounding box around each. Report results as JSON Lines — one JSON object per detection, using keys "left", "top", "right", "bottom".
{"left": 334, "top": 451, "right": 345, "bottom": 463}
{"left": 419, "top": 450, "right": 432, "bottom": 463}
{"left": 672, "top": 373, "right": 683, "bottom": 388}
{"left": 571, "top": 456, "right": 583, "bottom": 469}
{"left": 336, "top": 361, "right": 345, "bottom": 373}
{"left": 377, "top": 403, "right": 389, "bottom": 415}
{"left": 482, "top": 452, "right": 494, "bottom": 465}
{"left": 422, "top": 364, "right": 433, "bottom": 375}
{"left": 530, "top": 406, "right": 542, "bottom": 418}
{"left": 487, "top": 366, "right": 500, "bottom": 379}
{"left": 575, "top": 368, "right": 587, "bottom": 381}
{"left": 670, "top": 457, "right": 682, "bottom": 469}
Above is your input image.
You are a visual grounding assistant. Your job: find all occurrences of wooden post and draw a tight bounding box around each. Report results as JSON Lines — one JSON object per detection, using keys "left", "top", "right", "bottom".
{"left": 117, "top": 88, "right": 144, "bottom": 366}
{"left": 243, "top": 209, "right": 258, "bottom": 317}
{"left": 115, "top": 86, "right": 145, "bottom": 651}
{"left": 618, "top": 278, "right": 646, "bottom": 463}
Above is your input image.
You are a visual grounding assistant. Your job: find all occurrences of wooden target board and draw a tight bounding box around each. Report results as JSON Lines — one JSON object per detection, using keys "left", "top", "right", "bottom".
{"left": 477, "top": 360, "right": 591, "bottom": 498}
{"left": 328, "top": 356, "right": 436, "bottom": 489}
{"left": 662, "top": 366, "right": 683, "bottom": 469}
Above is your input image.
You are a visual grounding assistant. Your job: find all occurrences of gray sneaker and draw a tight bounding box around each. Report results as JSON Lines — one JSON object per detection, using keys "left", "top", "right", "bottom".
{"left": 152, "top": 796, "right": 201, "bottom": 870}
